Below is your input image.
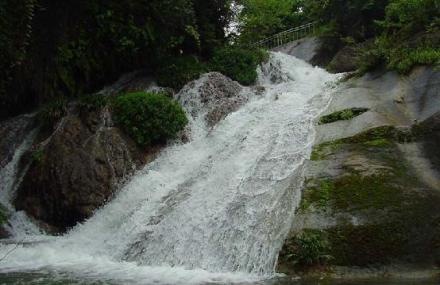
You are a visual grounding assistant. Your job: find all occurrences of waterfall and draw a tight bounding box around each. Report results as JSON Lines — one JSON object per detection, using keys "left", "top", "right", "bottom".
{"left": 0, "top": 52, "right": 339, "bottom": 284}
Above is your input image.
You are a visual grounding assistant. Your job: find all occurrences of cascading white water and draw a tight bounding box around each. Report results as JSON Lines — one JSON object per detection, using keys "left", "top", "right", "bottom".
{"left": 0, "top": 52, "right": 339, "bottom": 284}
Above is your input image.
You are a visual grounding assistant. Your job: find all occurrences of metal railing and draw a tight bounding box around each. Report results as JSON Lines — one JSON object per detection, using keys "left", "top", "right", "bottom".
{"left": 252, "top": 22, "right": 317, "bottom": 49}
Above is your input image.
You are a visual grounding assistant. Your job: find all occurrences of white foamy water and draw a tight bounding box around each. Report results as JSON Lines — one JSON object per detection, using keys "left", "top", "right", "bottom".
{"left": 0, "top": 53, "right": 339, "bottom": 284}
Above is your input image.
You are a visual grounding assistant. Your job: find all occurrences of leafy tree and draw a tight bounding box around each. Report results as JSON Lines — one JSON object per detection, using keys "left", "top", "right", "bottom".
{"left": 237, "top": 0, "right": 306, "bottom": 44}
{"left": 210, "top": 47, "right": 268, "bottom": 85}
{"left": 0, "top": 0, "right": 232, "bottom": 120}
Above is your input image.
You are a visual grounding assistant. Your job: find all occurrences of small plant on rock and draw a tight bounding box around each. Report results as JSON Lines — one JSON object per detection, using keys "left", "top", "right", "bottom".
{"left": 280, "top": 230, "right": 333, "bottom": 269}
{"left": 37, "top": 97, "right": 68, "bottom": 128}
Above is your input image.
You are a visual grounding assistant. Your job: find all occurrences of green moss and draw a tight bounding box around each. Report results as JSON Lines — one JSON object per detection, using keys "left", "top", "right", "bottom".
{"left": 0, "top": 205, "right": 8, "bottom": 226}
{"left": 362, "top": 138, "right": 392, "bottom": 147}
{"left": 302, "top": 174, "right": 404, "bottom": 212}
{"left": 310, "top": 126, "right": 399, "bottom": 161}
{"left": 31, "top": 148, "right": 45, "bottom": 165}
{"left": 319, "top": 108, "right": 369, "bottom": 125}
{"left": 310, "top": 140, "right": 344, "bottom": 161}
{"left": 327, "top": 223, "right": 408, "bottom": 266}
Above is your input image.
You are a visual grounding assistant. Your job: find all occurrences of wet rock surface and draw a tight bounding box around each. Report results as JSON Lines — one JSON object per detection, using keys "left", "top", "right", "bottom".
{"left": 177, "top": 72, "right": 245, "bottom": 127}
{"left": 0, "top": 115, "right": 35, "bottom": 169}
{"left": 14, "top": 106, "right": 153, "bottom": 233}
{"left": 278, "top": 66, "right": 440, "bottom": 276}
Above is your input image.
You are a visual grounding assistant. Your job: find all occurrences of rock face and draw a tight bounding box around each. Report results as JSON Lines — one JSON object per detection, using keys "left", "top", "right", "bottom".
{"left": 12, "top": 71, "right": 170, "bottom": 233}
{"left": 176, "top": 72, "right": 244, "bottom": 127}
{"left": 14, "top": 105, "right": 153, "bottom": 232}
{"left": 0, "top": 114, "right": 35, "bottom": 169}
{"left": 278, "top": 66, "right": 440, "bottom": 277}
{"left": 327, "top": 45, "right": 360, "bottom": 73}
{"left": 273, "top": 37, "right": 323, "bottom": 63}
{"left": 11, "top": 71, "right": 245, "bottom": 233}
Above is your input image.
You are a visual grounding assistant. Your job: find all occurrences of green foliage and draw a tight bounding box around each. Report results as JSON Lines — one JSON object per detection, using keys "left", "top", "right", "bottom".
{"left": 378, "top": 0, "right": 440, "bottom": 35}
{"left": 303, "top": 0, "right": 389, "bottom": 41}
{"left": 237, "top": 0, "right": 307, "bottom": 44}
{"left": 31, "top": 148, "right": 45, "bottom": 164}
{"left": 319, "top": 108, "right": 369, "bottom": 125}
{"left": 358, "top": 0, "right": 440, "bottom": 74}
{"left": 210, "top": 47, "right": 268, "bottom": 85}
{"left": 37, "top": 98, "right": 68, "bottom": 128}
{"left": 388, "top": 47, "right": 440, "bottom": 74}
{"left": 112, "top": 92, "right": 188, "bottom": 147}
{"left": 280, "top": 230, "right": 333, "bottom": 268}
{"left": 157, "top": 56, "right": 208, "bottom": 90}
{"left": 78, "top": 94, "right": 109, "bottom": 111}
{"left": 327, "top": 223, "right": 408, "bottom": 266}
{"left": 0, "top": 205, "right": 8, "bottom": 225}
{"left": 0, "top": 0, "right": 232, "bottom": 119}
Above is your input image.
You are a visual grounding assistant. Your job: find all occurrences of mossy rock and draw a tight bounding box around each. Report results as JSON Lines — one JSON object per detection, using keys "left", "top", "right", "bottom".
{"left": 301, "top": 174, "right": 406, "bottom": 213}
{"left": 310, "top": 126, "right": 415, "bottom": 161}
{"left": 319, "top": 108, "right": 369, "bottom": 125}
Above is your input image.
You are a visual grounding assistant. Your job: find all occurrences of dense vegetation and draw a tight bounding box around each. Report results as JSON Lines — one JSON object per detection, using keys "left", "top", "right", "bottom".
{"left": 210, "top": 47, "right": 268, "bottom": 85}
{"left": 0, "top": 0, "right": 233, "bottom": 119}
{"left": 2, "top": 0, "right": 438, "bottom": 121}
{"left": 238, "top": 0, "right": 440, "bottom": 74}
{"left": 112, "top": 92, "right": 188, "bottom": 147}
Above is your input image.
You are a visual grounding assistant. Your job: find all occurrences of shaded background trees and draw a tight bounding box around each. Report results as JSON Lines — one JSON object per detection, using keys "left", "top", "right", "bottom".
{"left": 0, "top": 0, "right": 232, "bottom": 120}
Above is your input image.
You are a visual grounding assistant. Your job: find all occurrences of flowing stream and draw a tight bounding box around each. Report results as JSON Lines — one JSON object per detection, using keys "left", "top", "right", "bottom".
{"left": 0, "top": 53, "right": 339, "bottom": 284}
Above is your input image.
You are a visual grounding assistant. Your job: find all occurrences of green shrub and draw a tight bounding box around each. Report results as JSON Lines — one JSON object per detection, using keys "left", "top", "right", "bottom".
{"left": 112, "top": 92, "right": 188, "bottom": 147}
{"left": 78, "top": 94, "right": 109, "bottom": 111}
{"left": 387, "top": 47, "right": 440, "bottom": 74}
{"left": 0, "top": 205, "right": 8, "bottom": 226}
{"left": 280, "top": 230, "right": 332, "bottom": 268}
{"left": 37, "top": 97, "right": 68, "bottom": 128}
{"left": 157, "top": 56, "right": 207, "bottom": 90}
{"left": 210, "top": 47, "right": 268, "bottom": 86}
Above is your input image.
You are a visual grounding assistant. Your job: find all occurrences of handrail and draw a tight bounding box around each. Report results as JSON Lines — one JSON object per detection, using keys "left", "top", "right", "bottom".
{"left": 251, "top": 22, "right": 318, "bottom": 49}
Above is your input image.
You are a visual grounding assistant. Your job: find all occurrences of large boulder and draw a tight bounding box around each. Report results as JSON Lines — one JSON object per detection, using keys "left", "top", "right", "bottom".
{"left": 14, "top": 105, "right": 155, "bottom": 233}
{"left": 327, "top": 45, "right": 360, "bottom": 73}
{"left": 177, "top": 72, "right": 245, "bottom": 127}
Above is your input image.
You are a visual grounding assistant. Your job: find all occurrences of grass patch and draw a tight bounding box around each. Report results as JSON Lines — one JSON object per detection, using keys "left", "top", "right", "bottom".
{"left": 319, "top": 108, "right": 369, "bottom": 125}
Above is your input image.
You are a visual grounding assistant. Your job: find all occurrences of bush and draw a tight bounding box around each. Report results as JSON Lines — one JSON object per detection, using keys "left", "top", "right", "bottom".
{"left": 37, "top": 97, "right": 68, "bottom": 128}
{"left": 281, "top": 230, "right": 333, "bottom": 268}
{"left": 387, "top": 47, "right": 440, "bottom": 74}
{"left": 210, "top": 47, "right": 268, "bottom": 85}
{"left": 112, "top": 92, "right": 188, "bottom": 147}
{"left": 157, "top": 56, "right": 207, "bottom": 90}
{"left": 78, "top": 94, "right": 109, "bottom": 111}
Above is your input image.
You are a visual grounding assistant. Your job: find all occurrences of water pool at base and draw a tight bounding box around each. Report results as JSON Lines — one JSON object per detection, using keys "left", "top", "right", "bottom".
{"left": 0, "top": 272, "right": 439, "bottom": 285}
